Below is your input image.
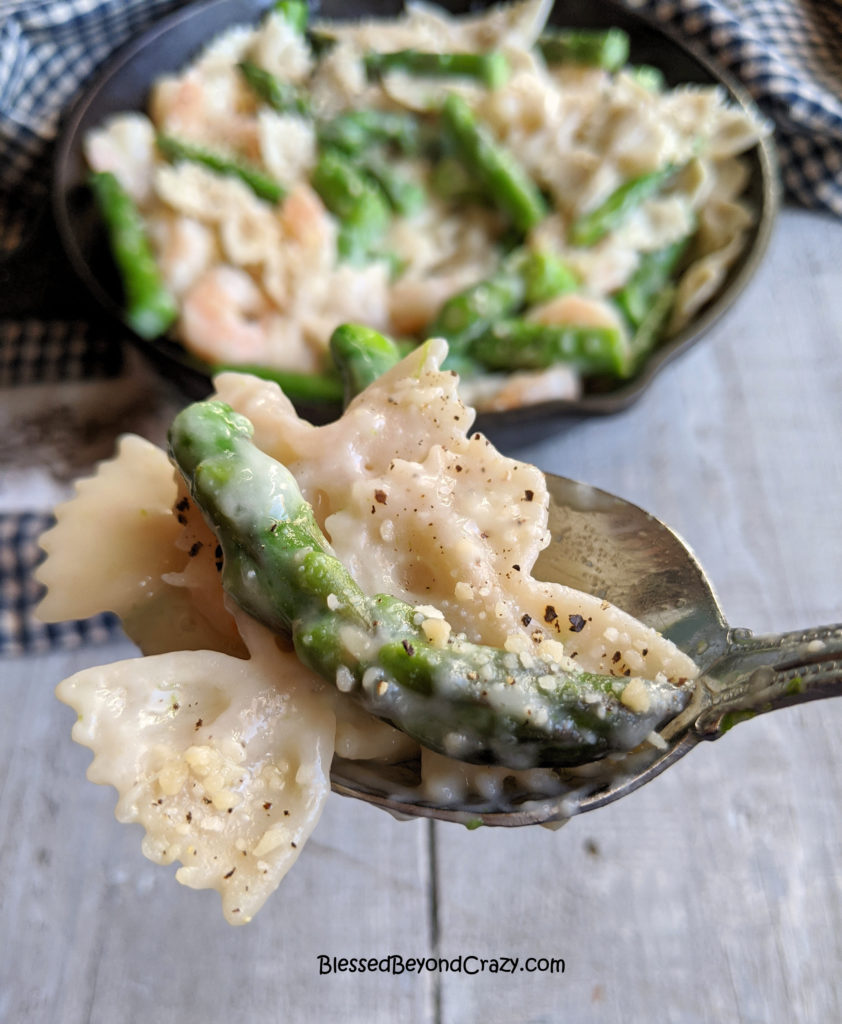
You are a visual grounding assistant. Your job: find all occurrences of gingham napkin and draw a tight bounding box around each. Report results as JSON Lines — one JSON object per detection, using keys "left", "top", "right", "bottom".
{"left": 2, "top": 0, "right": 842, "bottom": 657}
{"left": 1, "top": 0, "right": 189, "bottom": 656}
{"left": 0, "top": 513, "right": 121, "bottom": 656}
{"left": 628, "top": 0, "right": 842, "bottom": 214}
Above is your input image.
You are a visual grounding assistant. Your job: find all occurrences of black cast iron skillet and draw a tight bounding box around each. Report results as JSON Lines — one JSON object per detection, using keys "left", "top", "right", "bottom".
{"left": 51, "top": 0, "right": 779, "bottom": 435}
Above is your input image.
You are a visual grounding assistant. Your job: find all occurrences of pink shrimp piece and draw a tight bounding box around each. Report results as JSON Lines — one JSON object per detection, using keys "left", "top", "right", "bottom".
{"left": 150, "top": 72, "right": 260, "bottom": 160}
{"left": 179, "top": 265, "right": 273, "bottom": 364}
{"left": 278, "top": 184, "right": 332, "bottom": 251}
{"left": 527, "top": 292, "right": 623, "bottom": 329}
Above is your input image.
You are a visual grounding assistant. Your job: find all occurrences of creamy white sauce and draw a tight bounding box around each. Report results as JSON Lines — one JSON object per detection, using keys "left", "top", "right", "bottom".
{"left": 39, "top": 304, "right": 698, "bottom": 923}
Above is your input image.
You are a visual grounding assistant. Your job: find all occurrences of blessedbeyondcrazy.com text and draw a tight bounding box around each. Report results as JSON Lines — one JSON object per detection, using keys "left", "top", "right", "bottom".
{"left": 317, "top": 954, "right": 565, "bottom": 976}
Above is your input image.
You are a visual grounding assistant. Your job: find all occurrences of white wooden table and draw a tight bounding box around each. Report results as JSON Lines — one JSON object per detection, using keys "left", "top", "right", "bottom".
{"left": 2, "top": 207, "right": 841, "bottom": 1024}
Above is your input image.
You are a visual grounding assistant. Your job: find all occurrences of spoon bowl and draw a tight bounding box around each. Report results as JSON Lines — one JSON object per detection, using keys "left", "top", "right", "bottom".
{"left": 329, "top": 474, "right": 842, "bottom": 825}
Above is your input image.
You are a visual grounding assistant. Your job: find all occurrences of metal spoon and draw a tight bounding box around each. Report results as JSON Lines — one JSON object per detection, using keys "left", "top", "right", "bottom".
{"left": 329, "top": 473, "right": 842, "bottom": 826}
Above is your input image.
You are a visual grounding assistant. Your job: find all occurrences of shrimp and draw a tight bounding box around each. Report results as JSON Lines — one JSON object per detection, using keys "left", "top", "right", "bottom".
{"left": 180, "top": 265, "right": 273, "bottom": 364}
{"left": 527, "top": 292, "right": 625, "bottom": 330}
{"left": 278, "top": 184, "right": 333, "bottom": 253}
{"left": 150, "top": 69, "right": 260, "bottom": 160}
{"left": 453, "top": 293, "right": 621, "bottom": 412}
{"left": 261, "top": 186, "right": 336, "bottom": 311}
{"left": 179, "top": 265, "right": 320, "bottom": 371}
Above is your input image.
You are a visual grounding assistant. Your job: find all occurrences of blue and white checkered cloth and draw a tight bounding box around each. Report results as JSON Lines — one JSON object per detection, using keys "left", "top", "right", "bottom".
{"left": 1, "top": 0, "right": 189, "bottom": 657}
{"left": 2, "top": 0, "right": 842, "bottom": 656}
{"left": 628, "top": 0, "right": 842, "bottom": 214}
{"left": 0, "top": 0, "right": 186, "bottom": 196}
{"left": 0, "top": 513, "right": 121, "bottom": 656}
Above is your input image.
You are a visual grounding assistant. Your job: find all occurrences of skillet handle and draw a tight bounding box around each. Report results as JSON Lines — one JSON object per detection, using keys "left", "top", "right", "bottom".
{"left": 693, "top": 624, "right": 842, "bottom": 738}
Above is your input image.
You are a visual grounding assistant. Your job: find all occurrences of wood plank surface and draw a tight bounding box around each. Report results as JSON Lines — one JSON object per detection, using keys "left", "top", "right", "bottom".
{"left": 0, "top": 644, "right": 435, "bottom": 1024}
{"left": 433, "top": 207, "right": 842, "bottom": 1024}
{"left": 2, "top": 207, "right": 841, "bottom": 1024}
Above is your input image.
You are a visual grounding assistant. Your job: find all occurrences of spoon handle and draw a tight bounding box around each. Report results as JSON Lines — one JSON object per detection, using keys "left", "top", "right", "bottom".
{"left": 694, "top": 624, "right": 842, "bottom": 739}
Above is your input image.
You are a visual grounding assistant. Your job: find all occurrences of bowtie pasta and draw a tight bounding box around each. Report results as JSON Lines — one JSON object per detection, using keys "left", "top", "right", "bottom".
{"left": 85, "top": 0, "right": 768, "bottom": 414}
{"left": 38, "top": 340, "right": 698, "bottom": 922}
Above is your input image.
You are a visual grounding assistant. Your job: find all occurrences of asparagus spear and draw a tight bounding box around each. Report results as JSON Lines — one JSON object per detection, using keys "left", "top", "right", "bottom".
{"left": 274, "top": 0, "right": 308, "bottom": 33}
{"left": 318, "top": 110, "right": 422, "bottom": 156}
{"left": 628, "top": 283, "right": 676, "bottom": 370}
{"left": 427, "top": 248, "right": 577, "bottom": 361}
{"left": 614, "top": 235, "right": 690, "bottom": 328}
{"left": 428, "top": 264, "right": 526, "bottom": 370}
{"left": 627, "top": 63, "right": 665, "bottom": 92}
{"left": 236, "top": 77, "right": 425, "bottom": 216}
{"left": 364, "top": 50, "right": 510, "bottom": 89}
{"left": 538, "top": 27, "right": 630, "bottom": 71}
{"left": 354, "top": 152, "right": 426, "bottom": 217}
{"left": 470, "top": 319, "right": 631, "bottom": 377}
{"left": 440, "top": 93, "right": 547, "bottom": 233}
{"left": 168, "top": 399, "right": 689, "bottom": 768}
{"left": 329, "top": 323, "right": 402, "bottom": 404}
{"left": 311, "top": 147, "right": 391, "bottom": 262}
{"left": 568, "top": 164, "right": 678, "bottom": 247}
{"left": 88, "top": 171, "right": 177, "bottom": 339}
{"left": 237, "top": 59, "right": 311, "bottom": 116}
{"left": 513, "top": 248, "right": 579, "bottom": 305}
{"left": 429, "top": 155, "right": 486, "bottom": 202}
{"left": 157, "top": 134, "right": 286, "bottom": 203}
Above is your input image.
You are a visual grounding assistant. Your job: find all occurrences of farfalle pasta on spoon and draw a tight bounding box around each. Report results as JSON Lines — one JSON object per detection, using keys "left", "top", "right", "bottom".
{"left": 38, "top": 337, "right": 697, "bottom": 923}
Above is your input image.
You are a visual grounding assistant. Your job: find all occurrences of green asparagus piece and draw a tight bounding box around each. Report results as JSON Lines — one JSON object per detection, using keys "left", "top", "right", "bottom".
{"left": 364, "top": 49, "right": 510, "bottom": 89}
{"left": 379, "top": 250, "right": 409, "bottom": 281}
{"left": 168, "top": 399, "right": 690, "bottom": 768}
{"left": 88, "top": 171, "right": 177, "bottom": 340}
{"left": 356, "top": 152, "right": 426, "bottom": 216}
{"left": 429, "top": 155, "right": 486, "bottom": 202}
{"left": 237, "top": 60, "right": 311, "bottom": 115}
{"left": 317, "top": 110, "right": 422, "bottom": 156}
{"left": 614, "top": 235, "right": 690, "bottom": 328}
{"left": 311, "top": 147, "right": 391, "bottom": 263}
{"left": 329, "top": 323, "right": 402, "bottom": 404}
{"left": 427, "top": 248, "right": 577, "bottom": 364}
{"left": 337, "top": 219, "right": 382, "bottom": 266}
{"left": 428, "top": 264, "right": 526, "bottom": 363}
{"left": 438, "top": 348, "right": 485, "bottom": 379}
{"left": 210, "top": 363, "right": 344, "bottom": 404}
{"left": 538, "top": 27, "right": 630, "bottom": 71}
{"left": 513, "top": 249, "right": 579, "bottom": 305}
{"left": 236, "top": 78, "right": 425, "bottom": 216}
{"left": 307, "top": 28, "right": 337, "bottom": 57}
{"left": 568, "top": 164, "right": 678, "bottom": 247}
{"left": 157, "top": 134, "right": 286, "bottom": 203}
{"left": 470, "top": 319, "right": 631, "bottom": 377}
{"left": 627, "top": 63, "right": 665, "bottom": 92}
{"left": 316, "top": 113, "right": 427, "bottom": 215}
{"left": 274, "top": 0, "right": 308, "bottom": 34}
{"left": 628, "top": 283, "right": 676, "bottom": 370}
{"left": 440, "top": 93, "right": 548, "bottom": 233}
